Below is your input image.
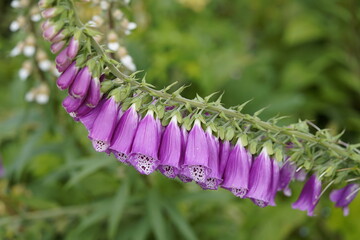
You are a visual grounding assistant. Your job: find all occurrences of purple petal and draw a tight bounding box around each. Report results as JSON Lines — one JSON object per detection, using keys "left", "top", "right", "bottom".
{"left": 129, "top": 111, "right": 161, "bottom": 175}
{"left": 292, "top": 175, "right": 322, "bottom": 216}
{"left": 158, "top": 116, "right": 182, "bottom": 178}
{"left": 246, "top": 148, "right": 272, "bottom": 207}
{"left": 109, "top": 105, "right": 139, "bottom": 163}
{"left": 88, "top": 97, "right": 119, "bottom": 152}
{"left": 183, "top": 120, "right": 210, "bottom": 183}
{"left": 56, "top": 61, "right": 79, "bottom": 90}
{"left": 67, "top": 37, "right": 80, "bottom": 59}
{"left": 268, "top": 159, "right": 280, "bottom": 206}
{"left": 222, "top": 140, "right": 251, "bottom": 198}
{"left": 69, "top": 66, "right": 92, "bottom": 99}
{"left": 85, "top": 77, "right": 102, "bottom": 107}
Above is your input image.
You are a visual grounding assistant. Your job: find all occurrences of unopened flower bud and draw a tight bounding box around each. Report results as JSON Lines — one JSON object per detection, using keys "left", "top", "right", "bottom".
{"left": 11, "top": 0, "right": 21, "bottom": 8}
{"left": 38, "top": 0, "right": 54, "bottom": 9}
{"left": 10, "top": 42, "right": 24, "bottom": 57}
{"left": 100, "top": 0, "right": 109, "bottom": 10}
{"left": 30, "top": 7, "right": 41, "bottom": 22}
{"left": 41, "top": 7, "right": 64, "bottom": 19}
{"left": 112, "top": 9, "right": 124, "bottom": 20}
{"left": 35, "top": 84, "right": 50, "bottom": 104}
{"left": 23, "top": 35, "right": 36, "bottom": 57}
{"left": 107, "top": 31, "right": 119, "bottom": 51}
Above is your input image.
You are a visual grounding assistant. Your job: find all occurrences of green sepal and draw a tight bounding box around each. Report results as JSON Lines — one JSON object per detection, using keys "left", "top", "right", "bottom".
{"left": 225, "top": 127, "right": 235, "bottom": 141}
{"left": 249, "top": 141, "right": 257, "bottom": 155}
{"left": 101, "top": 80, "right": 115, "bottom": 94}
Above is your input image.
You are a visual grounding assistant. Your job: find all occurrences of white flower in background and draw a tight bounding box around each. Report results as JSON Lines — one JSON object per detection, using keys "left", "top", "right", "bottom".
{"left": 121, "top": 19, "right": 137, "bottom": 35}
{"left": 107, "top": 31, "right": 119, "bottom": 51}
{"left": 23, "top": 35, "right": 36, "bottom": 57}
{"left": 118, "top": 47, "right": 136, "bottom": 71}
{"left": 121, "top": 55, "right": 136, "bottom": 71}
{"left": 19, "top": 61, "right": 32, "bottom": 81}
{"left": 92, "top": 15, "right": 104, "bottom": 27}
{"left": 25, "top": 91, "right": 35, "bottom": 102}
{"left": 100, "top": 0, "right": 109, "bottom": 10}
{"left": 35, "top": 84, "right": 50, "bottom": 104}
{"left": 127, "top": 22, "right": 137, "bottom": 30}
{"left": 11, "top": 0, "right": 21, "bottom": 8}
{"left": 113, "top": 9, "right": 124, "bottom": 20}
{"left": 9, "top": 21, "right": 20, "bottom": 32}
{"left": 10, "top": 42, "right": 24, "bottom": 57}
{"left": 51, "top": 65, "right": 61, "bottom": 77}
{"left": 39, "top": 60, "right": 51, "bottom": 71}
{"left": 31, "top": 14, "right": 41, "bottom": 22}
{"left": 124, "top": 0, "right": 131, "bottom": 5}
{"left": 23, "top": 46, "right": 36, "bottom": 57}
{"left": 87, "top": 20, "right": 97, "bottom": 27}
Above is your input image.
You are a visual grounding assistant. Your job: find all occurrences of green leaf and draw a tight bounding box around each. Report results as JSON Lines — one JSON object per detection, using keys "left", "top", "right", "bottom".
{"left": 147, "top": 190, "right": 167, "bottom": 240}
{"left": 164, "top": 203, "right": 198, "bottom": 240}
{"left": 107, "top": 181, "right": 130, "bottom": 239}
{"left": 66, "top": 157, "right": 114, "bottom": 187}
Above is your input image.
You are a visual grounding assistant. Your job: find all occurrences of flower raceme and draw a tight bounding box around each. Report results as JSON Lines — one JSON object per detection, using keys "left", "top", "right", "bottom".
{"left": 39, "top": 1, "right": 359, "bottom": 216}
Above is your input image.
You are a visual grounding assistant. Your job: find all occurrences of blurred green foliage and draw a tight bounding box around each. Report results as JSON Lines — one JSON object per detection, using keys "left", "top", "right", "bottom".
{"left": 0, "top": 0, "right": 360, "bottom": 239}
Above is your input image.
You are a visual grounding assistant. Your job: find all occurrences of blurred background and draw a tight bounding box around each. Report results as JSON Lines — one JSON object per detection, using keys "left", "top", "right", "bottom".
{"left": 1, "top": 0, "right": 360, "bottom": 239}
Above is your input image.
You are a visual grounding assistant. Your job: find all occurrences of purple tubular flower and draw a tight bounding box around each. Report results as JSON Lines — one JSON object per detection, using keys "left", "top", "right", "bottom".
{"left": 56, "top": 61, "right": 79, "bottom": 90}
{"left": 200, "top": 129, "right": 222, "bottom": 190}
{"left": 295, "top": 169, "right": 307, "bottom": 181}
{"left": 129, "top": 110, "right": 161, "bottom": 175}
{"left": 109, "top": 105, "right": 139, "bottom": 163}
{"left": 222, "top": 139, "right": 251, "bottom": 197}
{"left": 158, "top": 116, "right": 181, "bottom": 178}
{"left": 292, "top": 175, "right": 322, "bottom": 216}
{"left": 88, "top": 97, "right": 119, "bottom": 152}
{"left": 62, "top": 95, "right": 84, "bottom": 114}
{"left": 177, "top": 126, "right": 192, "bottom": 183}
{"left": 277, "top": 160, "right": 296, "bottom": 196}
{"left": 78, "top": 98, "right": 106, "bottom": 131}
{"left": 182, "top": 120, "right": 210, "bottom": 183}
{"left": 67, "top": 37, "right": 80, "bottom": 59}
{"left": 51, "top": 41, "right": 65, "bottom": 54}
{"left": 69, "top": 67, "right": 92, "bottom": 99}
{"left": 268, "top": 159, "right": 280, "bottom": 206}
{"left": 330, "top": 183, "right": 360, "bottom": 216}
{"left": 246, "top": 148, "right": 272, "bottom": 207}
{"left": 219, "top": 140, "right": 231, "bottom": 178}
{"left": 85, "top": 77, "right": 102, "bottom": 107}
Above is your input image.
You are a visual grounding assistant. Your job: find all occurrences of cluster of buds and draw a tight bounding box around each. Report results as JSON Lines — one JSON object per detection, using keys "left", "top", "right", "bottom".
{"left": 37, "top": 0, "right": 360, "bottom": 217}
{"left": 84, "top": 0, "right": 137, "bottom": 72}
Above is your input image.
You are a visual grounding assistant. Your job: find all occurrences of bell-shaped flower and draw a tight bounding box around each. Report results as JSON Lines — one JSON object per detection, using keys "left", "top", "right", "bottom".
{"left": 292, "top": 175, "right": 322, "bottom": 216}
{"left": 56, "top": 61, "right": 79, "bottom": 90}
{"left": 219, "top": 140, "right": 231, "bottom": 179}
{"left": 222, "top": 139, "right": 251, "bottom": 198}
{"left": 109, "top": 105, "right": 139, "bottom": 163}
{"left": 277, "top": 160, "right": 296, "bottom": 196}
{"left": 330, "top": 183, "right": 359, "bottom": 216}
{"left": 158, "top": 116, "right": 182, "bottom": 178}
{"left": 67, "top": 37, "right": 80, "bottom": 59}
{"left": 129, "top": 110, "right": 161, "bottom": 175}
{"left": 177, "top": 126, "right": 192, "bottom": 183}
{"left": 88, "top": 97, "right": 119, "bottom": 152}
{"left": 182, "top": 119, "right": 210, "bottom": 183}
{"left": 200, "top": 128, "right": 222, "bottom": 190}
{"left": 268, "top": 159, "right": 280, "bottom": 206}
{"left": 246, "top": 148, "right": 272, "bottom": 207}
{"left": 69, "top": 66, "right": 92, "bottom": 99}
{"left": 85, "top": 77, "right": 101, "bottom": 107}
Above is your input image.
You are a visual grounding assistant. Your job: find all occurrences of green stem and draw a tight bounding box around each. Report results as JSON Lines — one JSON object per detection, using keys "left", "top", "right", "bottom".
{"left": 69, "top": 0, "right": 359, "bottom": 163}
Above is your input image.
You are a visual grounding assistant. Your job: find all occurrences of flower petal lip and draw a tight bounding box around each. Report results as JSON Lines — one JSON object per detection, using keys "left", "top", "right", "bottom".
{"left": 128, "top": 110, "right": 161, "bottom": 175}
{"left": 182, "top": 119, "right": 210, "bottom": 183}
{"left": 292, "top": 175, "right": 322, "bottom": 216}
{"left": 109, "top": 105, "right": 139, "bottom": 163}
{"left": 277, "top": 160, "right": 296, "bottom": 196}
{"left": 158, "top": 116, "right": 182, "bottom": 178}
{"left": 88, "top": 97, "right": 119, "bottom": 152}
{"left": 78, "top": 98, "right": 106, "bottom": 132}
{"left": 62, "top": 95, "right": 84, "bottom": 113}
